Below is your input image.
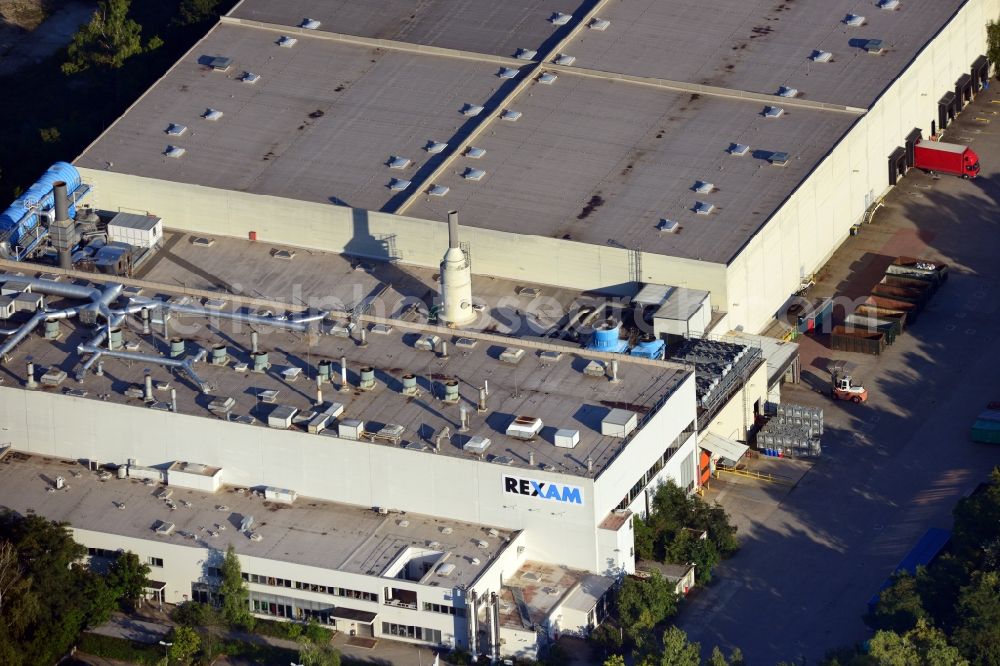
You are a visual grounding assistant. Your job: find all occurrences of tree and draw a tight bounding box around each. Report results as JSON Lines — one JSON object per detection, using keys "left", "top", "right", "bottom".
{"left": 709, "top": 646, "right": 746, "bottom": 666}
{"left": 616, "top": 573, "right": 678, "bottom": 647}
{"left": 176, "top": 0, "right": 222, "bottom": 26}
{"left": 988, "top": 21, "right": 1000, "bottom": 77}
{"left": 62, "top": 0, "right": 159, "bottom": 75}
{"left": 868, "top": 619, "right": 967, "bottom": 666}
{"left": 866, "top": 572, "right": 928, "bottom": 634}
{"left": 107, "top": 551, "right": 150, "bottom": 611}
{"left": 219, "top": 545, "right": 254, "bottom": 629}
{"left": 168, "top": 625, "right": 201, "bottom": 665}
{"left": 665, "top": 530, "right": 720, "bottom": 586}
{"left": 951, "top": 571, "right": 1000, "bottom": 666}
{"left": 603, "top": 656, "right": 626, "bottom": 666}
{"left": 654, "top": 626, "right": 700, "bottom": 666}
{"left": 297, "top": 640, "right": 341, "bottom": 666}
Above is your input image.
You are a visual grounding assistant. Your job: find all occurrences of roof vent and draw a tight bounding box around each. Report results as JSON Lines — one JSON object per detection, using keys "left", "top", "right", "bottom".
{"left": 538, "top": 349, "right": 562, "bottom": 361}
{"left": 388, "top": 156, "right": 411, "bottom": 169}
{"left": 729, "top": 143, "right": 750, "bottom": 156}
{"left": 461, "top": 103, "right": 485, "bottom": 116}
{"left": 154, "top": 521, "right": 175, "bottom": 536}
{"left": 844, "top": 13, "right": 865, "bottom": 26}
{"left": 463, "top": 168, "right": 486, "bottom": 181}
{"left": 515, "top": 48, "right": 537, "bottom": 60}
{"left": 437, "top": 562, "right": 457, "bottom": 576}
{"left": 500, "top": 109, "right": 522, "bottom": 121}
{"left": 278, "top": 36, "right": 297, "bottom": 47}
{"left": 769, "top": 151, "right": 790, "bottom": 166}
{"left": 516, "top": 286, "right": 540, "bottom": 297}
{"left": 415, "top": 335, "right": 441, "bottom": 351}
{"left": 694, "top": 201, "right": 714, "bottom": 215}
{"left": 811, "top": 50, "right": 832, "bottom": 63}
{"left": 465, "top": 146, "right": 486, "bottom": 159}
{"left": 425, "top": 140, "right": 448, "bottom": 154}
{"left": 657, "top": 219, "right": 679, "bottom": 234}
{"left": 863, "top": 39, "right": 884, "bottom": 54}
{"left": 583, "top": 360, "right": 605, "bottom": 377}
{"left": 538, "top": 72, "right": 557, "bottom": 84}
{"left": 778, "top": 86, "right": 798, "bottom": 97}
{"left": 166, "top": 123, "right": 187, "bottom": 136}
{"left": 550, "top": 12, "right": 572, "bottom": 25}
{"left": 241, "top": 71, "right": 260, "bottom": 84}
{"left": 428, "top": 185, "right": 449, "bottom": 197}
{"left": 203, "top": 108, "right": 224, "bottom": 121}
{"left": 499, "top": 347, "right": 525, "bottom": 364}
{"left": 206, "top": 56, "right": 231, "bottom": 71}
{"left": 164, "top": 145, "right": 186, "bottom": 158}
{"left": 589, "top": 17, "right": 611, "bottom": 30}
{"left": 301, "top": 18, "right": 321, "bottom": 29}
{"left": 455, "top": 337, "right": 478, "bottom": 349}
{"left": 498, "top": 67, "right": 518, "bottom": 79}
{"left": 464, "top": 436, "right": 492, "bottom": 454}
{"left": 521, "top": 571, "right": 541, "bottom": 582}
{"left": 878, "top": 0, "right": 899, "bottom": 10}
{"left": 764, "top": 105, "right": 784, "bottom": 118}
{"left": 371, "top": 323, "right": 393, "bottom": 334}
{"left": 554, "top": 54, "right": 576, "bottom": 65}
{"left": 694, "top": 180, "right": 714, "bottom": 193}
{"left": 493, "top": 456, "right": 514, "bottom": 466}
{"left": 388, "top": 178, "right": 411, "bottom": 191}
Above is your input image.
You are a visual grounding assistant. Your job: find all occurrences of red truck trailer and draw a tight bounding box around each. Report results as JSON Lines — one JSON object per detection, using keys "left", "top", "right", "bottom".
{"left": 913, "top": 140, "right": 980, "bottom": 179}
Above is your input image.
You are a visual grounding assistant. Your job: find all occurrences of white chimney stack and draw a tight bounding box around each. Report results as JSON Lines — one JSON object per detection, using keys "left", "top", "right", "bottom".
{"left": 439, "top": 211, "right": 475, "bottom": 326}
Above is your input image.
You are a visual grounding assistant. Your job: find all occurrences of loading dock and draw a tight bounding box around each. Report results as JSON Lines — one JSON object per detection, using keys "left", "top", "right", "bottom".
{"left": 904, "top": 128, "right": 922, "bottom": 168}
{"left": 888, "top": 147, "right": 906, "bottom": 186}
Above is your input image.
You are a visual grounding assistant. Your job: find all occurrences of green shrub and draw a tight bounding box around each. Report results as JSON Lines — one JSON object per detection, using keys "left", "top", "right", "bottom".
{"left": 77, "top": 633, "right": 162, "bottom": 665}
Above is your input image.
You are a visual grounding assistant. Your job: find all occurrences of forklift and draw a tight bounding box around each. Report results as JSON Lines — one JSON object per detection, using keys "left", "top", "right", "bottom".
{"left": 830, "top": 360, "right": 868, "bottom": 403}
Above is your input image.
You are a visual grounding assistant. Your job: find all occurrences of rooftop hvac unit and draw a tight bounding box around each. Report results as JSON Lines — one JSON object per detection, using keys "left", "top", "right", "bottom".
{"left": 339, "top": 418, "right": 365, "bottom": 440}
{"left": 267, "top": 405, "right": 298, "bottom": 429}
{"left": 507, "top": 416, "right": 543, "bottom": 440}
{"left": 415, "top": 335, "right": 440, "bottom": 351}
{"left": 601, "top": 409, "right": 638, "bottom": 438}
{"left": 307, "top": 412, "right": 331, "bottom": 434}
{"left": 208, "top": 396, "right": 235, "bottom": 414}
{"left": 554, "top": 429, "right": 580, "bottom": 449}
{"left": 499, "top": 347, "right": 525, "bottom": 364}
{"left": 463, "top": 436, "right": 492, "bottom": 454}
{"left": 263, "top": 487, "right": 297, "bottom": 504}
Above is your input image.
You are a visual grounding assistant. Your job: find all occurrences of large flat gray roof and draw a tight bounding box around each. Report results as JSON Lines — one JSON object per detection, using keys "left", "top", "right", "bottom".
{"left": 76, "top": 0, "right": 968, "bottom": 265}
{"left": 564, "top": 0, "right": 964, "bottom": 109}
{"left": 0, "top": 450, "right": 514, "bottom": 586}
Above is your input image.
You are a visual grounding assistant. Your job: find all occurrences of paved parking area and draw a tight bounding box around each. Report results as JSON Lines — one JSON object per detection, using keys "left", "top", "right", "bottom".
{"left": 677, "top": 87, "right": 1000, "bottom": 663}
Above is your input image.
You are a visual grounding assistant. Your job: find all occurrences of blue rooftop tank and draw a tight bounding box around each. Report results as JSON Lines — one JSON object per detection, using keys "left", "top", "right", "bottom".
{"left": 588, "top": 319, "right": 629, "bottom": 354}
{"left": 0, "top": 162, "right": 82, "bottom": 246}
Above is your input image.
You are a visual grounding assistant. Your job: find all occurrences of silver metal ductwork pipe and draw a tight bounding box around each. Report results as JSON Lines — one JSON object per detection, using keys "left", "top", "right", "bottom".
{"left": 163, "top": 303, "right": 314, "bottom": 332}
{"left": 77, "top": 345, "right": 211, "bottom": 394}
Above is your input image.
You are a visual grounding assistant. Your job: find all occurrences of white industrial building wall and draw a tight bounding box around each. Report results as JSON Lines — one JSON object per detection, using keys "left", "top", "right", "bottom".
{"left": 75, "top": 168, "right": 730, "bottom": 310}
{"left": 593, "top": 375, "right": 698, "bottom": 515}
{"left": 727, "top": 0, "right": 999, "bottom": 333}
{"left": 0, "top": 386, "right": 624, "bottom": 572}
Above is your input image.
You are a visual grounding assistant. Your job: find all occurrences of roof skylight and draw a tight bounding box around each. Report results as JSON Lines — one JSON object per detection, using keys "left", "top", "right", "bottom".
{"left": 515, "top": 48, "right": 537, "bottom": 60}
{"left": 278, "top": 36, "right": 297, "bottom": 47}
{"left": 425, "top": 141, "right": 448, "bottom": 154}
{"left": 589, "top": 17, "right": 611, "bottom": 30}
{"left": 164, "top": 146, "right": 186, "bottom": 158}
{"left": 729, "top": 143, "right": 750, "bottom": 156}
{"left": 203, "top": 109, "right": 223, "bottom": 121}
{"left": 428, "top": 185, "right": 449, "bottom": 197}
{"left": 301, "top": 18, "right": 321, "bottom": 29}
{"left": 538, "top": 72, "right": 558, "bottom": 84}
{"left": 389, "top": 178, "right": 411, "bottom": 191}
{"left": 778, "top": 86, "right": 798, "bottom": 97}
{"left": 465, "top": 147, "right": 486, "bottom": 159}
{"left": 764, "top": 106, "right": 784, "bottom": 118}
{"left": 166, "top": 123, "right": 187, "bottom": 136}
{"left": 388, "top": 156, "right": 411, "bottom": 169}
{"left": 500, "top": 109, "right": 522, "bottom": 121}
{"left": 463, "top": 168, "right": 486, "bottom": 181}
{"left": 554, "top": 54, "right": 576, "bottom": 65}
{"left": 550, "top": 12, "right": 572, "bottom": 25}
{"left": 461, "top": 103, "right": 485, "bottom": 116}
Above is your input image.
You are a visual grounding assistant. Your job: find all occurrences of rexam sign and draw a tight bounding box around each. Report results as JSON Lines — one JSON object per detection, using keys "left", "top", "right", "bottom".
{"left": 503, "top": 475, "right": 584, "bottom": 505}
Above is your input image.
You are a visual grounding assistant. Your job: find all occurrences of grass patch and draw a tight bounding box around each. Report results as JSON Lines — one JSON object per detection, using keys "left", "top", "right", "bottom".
{"left": 77, "top": 633, "right": 163, "bottom": 666}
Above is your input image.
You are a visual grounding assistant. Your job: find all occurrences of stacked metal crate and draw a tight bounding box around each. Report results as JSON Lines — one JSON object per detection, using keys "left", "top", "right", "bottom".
{"left": 758, "top": 403, "right": 823, "bottom": 457}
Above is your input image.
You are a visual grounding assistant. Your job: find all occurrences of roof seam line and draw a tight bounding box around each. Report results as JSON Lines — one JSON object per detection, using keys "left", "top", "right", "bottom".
{"left": 547, "top": 64, "right": 866, "bottom": 115}
{"left": 219, "top": 16, "right": 526, "bottom": 66}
